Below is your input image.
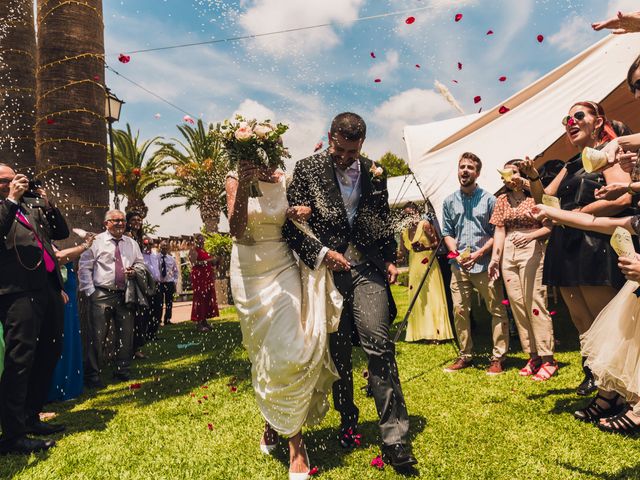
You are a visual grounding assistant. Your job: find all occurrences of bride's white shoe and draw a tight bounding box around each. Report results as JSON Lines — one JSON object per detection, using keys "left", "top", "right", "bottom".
{"left": 259, "top": 442, "right": 277, "bottom": 455}
{"left": 288, "top": 450, "right": 311, "bottom": 480}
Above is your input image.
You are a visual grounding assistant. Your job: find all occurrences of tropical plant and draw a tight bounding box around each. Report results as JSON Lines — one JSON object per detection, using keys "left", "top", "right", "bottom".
{"left": 109, "top": 123, "right": 166, "bottom": 218}
{"left": 158, "top": 119, "right": 229, "bottom": 233}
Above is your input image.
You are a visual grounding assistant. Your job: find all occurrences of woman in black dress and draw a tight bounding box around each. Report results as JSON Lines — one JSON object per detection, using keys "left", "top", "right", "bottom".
{"left": 531, "top": 100, "right": 633, "bottom": 395}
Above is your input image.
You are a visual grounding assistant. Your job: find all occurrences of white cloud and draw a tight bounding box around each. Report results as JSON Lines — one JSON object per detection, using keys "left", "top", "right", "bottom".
{"left": 547, "top": 14, "right": 593, "bottom": 54}
{"left": 606, "top": 0, "right": 640, "bottom": 16}
{"left": 238, "top": 0, "right": 364, "bottom": 56}
{"left": 511, "top": 69, "right": 542, "bottom": 92}
{"left": 368, "top": 50, "right": 400, "bottom": 80}
{"left": 233, "top": 99, "right": 276, "bottom": 121}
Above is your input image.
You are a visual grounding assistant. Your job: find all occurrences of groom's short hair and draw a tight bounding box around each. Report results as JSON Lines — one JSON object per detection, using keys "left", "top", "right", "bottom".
{"left": 330, "top": 112, "right": 367, "bottom": 141}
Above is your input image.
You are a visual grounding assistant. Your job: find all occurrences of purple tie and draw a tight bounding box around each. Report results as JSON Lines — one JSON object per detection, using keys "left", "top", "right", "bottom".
{"left": 113, "top": 238, "right": 126, "bottom": 290}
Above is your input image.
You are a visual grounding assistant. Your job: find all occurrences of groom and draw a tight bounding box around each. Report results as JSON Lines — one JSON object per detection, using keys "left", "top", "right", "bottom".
{"left": 283, "top": 112, "right": 417, "bottom": 468}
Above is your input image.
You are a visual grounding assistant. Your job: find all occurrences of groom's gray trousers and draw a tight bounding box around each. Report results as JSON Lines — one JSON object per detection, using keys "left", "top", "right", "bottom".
{"left": 331, "top": 262, "right": 410, "bottom": 446}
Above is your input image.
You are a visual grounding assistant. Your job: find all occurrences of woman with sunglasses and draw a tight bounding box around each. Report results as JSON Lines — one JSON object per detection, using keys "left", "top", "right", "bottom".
{"left": 529, "top": 101, "right": 633, "bottom": 395}
{"left": 488, "top": 160, "right": 556, "bottom": 380}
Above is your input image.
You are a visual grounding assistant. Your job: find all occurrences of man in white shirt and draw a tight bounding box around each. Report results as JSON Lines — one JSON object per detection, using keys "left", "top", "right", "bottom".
{"left": 78, "top": 209, "right": 144, "bottom": 387}
{"left": 157, "top": 240, "right": 179, "bottom": 325}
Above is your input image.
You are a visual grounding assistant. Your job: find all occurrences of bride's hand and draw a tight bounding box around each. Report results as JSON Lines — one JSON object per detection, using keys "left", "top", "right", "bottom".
{"left": 238, "top": 161, "right": 259, "bottom": 186}
{"left": 286, "top": 206, "right": 312, "bottom": 222}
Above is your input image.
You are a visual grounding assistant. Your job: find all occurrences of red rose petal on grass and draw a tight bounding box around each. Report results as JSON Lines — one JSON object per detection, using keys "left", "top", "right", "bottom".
{"left": 46, "top": 118, "right": 55, "bottom": 125}
{"left": 201, "top": 385, "right": 208, "bottom": 389}
{"left": 473, "top": 96, "right": 481, "bottom": 104}
{"left": 405, "top": 16, "right": 415, "bottom": 24}
{"left": 371, "top": 455, "right": 385, "bottom": 469}
{"left": 309, "top": 467, "right": 319, "bottom": 475}
{"left": 498, "top": 105, "right": 510, "bottom": 114}
{"left": 190, "top": 393, "right": 195, "bottom": 397}
{"left": 118, "top": 53, "right": 130, "bottom": 63}
{"left": 129, "top": 383, "right": 141, "bottom": 390}
{"left": 230, "top": 386, "right": 237, "bottom": 393}
{"left": 198, "top": 400, "right": 202, "bottom": 404}
{"left": 421, "top": 257, "right": 429, "bottom": 264}
{"left": 207, "top": 423, "right": 213, "bottom": 431}
{"left": 501, "top": 299, "right": 510, "bottom": 306}
{"left": 486, "top": 30, "right": 494, "bottom": 35}
{"left": 203, "top": 395, "right": 208, "bottom": 400}
{"left": 370, "top": 52, "right": 376, "bottom": 58}
{"left": 374, "top": 78, "right": 381, "bottom": 83}
{"left": 550, "top": 310, "right": 557, "bottom": 316}
{"left": 499, "top": 76, "right": 507, "bottom": 82}
{"left": 533, "top": 308, "right": 540, "bottom": 316}
{"left": 457, "top": 62, "right": 463, "bottom": 70}
{"left": 447, "top": 250, "right": 460, "bottom": 259}
{"left": 537, "top": 34, "right": 544, "bottom": 43}
{"left": 454, "top": 13, "right": 463, "bottom": 22}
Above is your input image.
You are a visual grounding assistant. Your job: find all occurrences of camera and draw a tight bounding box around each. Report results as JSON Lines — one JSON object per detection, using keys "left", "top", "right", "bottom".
{"left": 22, "top": 179, "right": 46, "bottom": 208}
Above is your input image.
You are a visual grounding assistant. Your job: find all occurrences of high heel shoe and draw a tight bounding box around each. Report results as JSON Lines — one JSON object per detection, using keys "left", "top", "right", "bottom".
{"left": 289, "top": 449, "right": 311, "bottom": 480}
{"left": 574, "top": 393, "right": 624, "bottom": 423}
{"left": 259, "top": 442, "right": 276, "bottom": 455}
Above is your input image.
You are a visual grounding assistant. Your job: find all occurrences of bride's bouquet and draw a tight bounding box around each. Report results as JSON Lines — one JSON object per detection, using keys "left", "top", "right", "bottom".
{"left": 220, "top": 115, "right": 291, "bottom": 197}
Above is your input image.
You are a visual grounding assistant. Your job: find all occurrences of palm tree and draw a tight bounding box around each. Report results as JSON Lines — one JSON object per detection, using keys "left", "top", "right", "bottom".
{"left": 158, "top": 119, "right": 229, "bottom": 233}
{"left": 0, "top": 0, "right": 36, "bottom": 172}
{"left": 35, "top": 0, "right": 108, "bottom": 237}
{"left": 110, "top": 123, "right": 166, "bottom": 218}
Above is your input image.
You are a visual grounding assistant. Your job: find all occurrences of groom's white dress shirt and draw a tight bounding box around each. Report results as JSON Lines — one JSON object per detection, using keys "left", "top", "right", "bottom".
{"left": 315, "top": 160, "right": 365, "bottom": 268}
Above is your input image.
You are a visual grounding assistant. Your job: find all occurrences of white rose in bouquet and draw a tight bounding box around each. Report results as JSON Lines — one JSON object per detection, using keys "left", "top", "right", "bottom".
{"left": 253, "top": 123, "right": 273, "bottom": 139}
{"left": 234, "top": 125, "right": 254, "bottom": 141}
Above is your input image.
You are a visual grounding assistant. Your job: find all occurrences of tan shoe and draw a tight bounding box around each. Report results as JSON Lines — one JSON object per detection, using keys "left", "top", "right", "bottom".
{"left": 443, "top": 357, "right": 472, "bottom": 373}
{"left": 486, "top": 358, "right": 505, "bottom": 375}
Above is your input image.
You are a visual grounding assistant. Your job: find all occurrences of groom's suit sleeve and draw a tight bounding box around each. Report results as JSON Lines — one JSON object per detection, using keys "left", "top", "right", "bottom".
{"left": 377, "top": 173, "right": 398, "bottom": 264}
{"left": 283, "top": 160, "right": 325, "bottom": 269}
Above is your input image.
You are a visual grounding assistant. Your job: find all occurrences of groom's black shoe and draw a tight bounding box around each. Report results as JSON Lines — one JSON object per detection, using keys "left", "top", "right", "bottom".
{"left": 25, "top": 418, "right": 66, "bottom": 435}
{"left": 381, "top": 443, "right": 418, "bottom": 469}
{"left": 338, "top": 424, "right": 361, "bottom": 448}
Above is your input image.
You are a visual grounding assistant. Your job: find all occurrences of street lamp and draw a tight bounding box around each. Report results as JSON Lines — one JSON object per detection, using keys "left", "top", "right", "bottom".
{"left": 105, "top": 87, "right": 124, "bottom": 209}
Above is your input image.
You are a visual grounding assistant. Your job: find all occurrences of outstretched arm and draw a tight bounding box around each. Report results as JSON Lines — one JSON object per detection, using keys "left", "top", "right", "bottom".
{"left": 532, "top": 204, "right": 634, "bottom": 235}
{"left": 592, "top": 10, "right": 640, "bottom": 34}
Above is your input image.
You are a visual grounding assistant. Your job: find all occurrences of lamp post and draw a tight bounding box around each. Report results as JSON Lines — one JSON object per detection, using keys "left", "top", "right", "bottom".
{"left": 105, "top": 87, "right": 124, "bottom": 209}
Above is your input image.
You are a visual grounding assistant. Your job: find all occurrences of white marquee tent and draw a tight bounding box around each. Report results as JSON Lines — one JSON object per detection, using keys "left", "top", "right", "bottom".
{"left": 402, "top": 34, "right": 640, "bottom": 223}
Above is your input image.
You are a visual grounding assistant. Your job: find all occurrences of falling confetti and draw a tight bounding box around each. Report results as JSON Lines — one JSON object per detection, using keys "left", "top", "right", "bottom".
{"left": 207, "top": 423, "right": 213, "bottom": 431}
{"left": 309, "top": 467, "right": 319, "bottom": 475}
{"left": 487, "top": 30, "right": 494, "bottom": 35}
{"left": 405, "top": 16, "right": 415, "bottom": 24}
{"left": 154, "top": 113, "right": 161, "bottom": 119}
{"left": 498, "top": 105, "right": 510, "bottom": 114}
{"left": 499, "top": 76, "right": 507, "bottom": 82}
{"left": 533, "top": 309, "right": 540, "bottom": 316}
{"left": 455, "top": 13, "right": 463, "bottom": 22}
{"left": 452, "top": 79, "right": 458, "bottom": 83}
{"left": 421, "top": 257, "right": 429, "bottom": 264}
{"left": 457, "top": 62, "right": 463, "bottom": 70}
{"left": 501, "top": 299, "right": 510, "bottom": 306}
{"left": 370, "top": 51, "right": 376, "bottom": 58}
{"left": 93, "top": 75, "right": 100, "bottom": 81}
{"left": 183, "top": 115, "right": 195, "bottom": 124}
{"left": 549, "top": 310, "right": 557, "bottom": 316}
{"left": 313, "top": 140, "right": 323, "bottom": 152}
{"left": 447, "top": 250, "right": 460, "bottom": 259}
{"left": 129, "top": 383, "right": 141, "bottom": 390}
{"left": 537, "top": 34, "right": 544, "bottom": 43}
{"left": 374, "top": 78, "right": 381, "bottom": 83}
{"left": 474, "top": 96, "right": 481, "bottom": 104}
{"left": 415, "top": 64, "right": 421, "bottom": 68}
{"left": 118, "top": 53, "right": 131, "bottom": 63}
{"left": 46, "top": 118, "right": 55, "bottom": 124}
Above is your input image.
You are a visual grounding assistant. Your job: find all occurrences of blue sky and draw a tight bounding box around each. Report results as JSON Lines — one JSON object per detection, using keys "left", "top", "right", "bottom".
{"left": 102, "top": 0, "right": 637, "bottom": 235}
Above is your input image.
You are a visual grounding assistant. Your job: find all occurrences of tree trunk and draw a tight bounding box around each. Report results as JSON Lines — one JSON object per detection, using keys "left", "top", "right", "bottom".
{"left": 199, "top": 196, "right": 220, "bottom": 233}
{"left": 125, "top": 197, "right": 148, "bottom": 219}
{"left": 0, "top": 0, "right": 37, "bottom": 173}
{"left": 36, "top": 0, "right": 108, "bottom": 240}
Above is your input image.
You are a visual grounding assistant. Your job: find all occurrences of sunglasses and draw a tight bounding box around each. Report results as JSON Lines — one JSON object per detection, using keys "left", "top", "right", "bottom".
{"left": 107, "top": 219, "right": 126, "bottom": 224}
{"left": 561, "top": 111, "right": 586, "bottom": 126}
{"left": 631, "top": 79, "right": 640, "bottom": 94}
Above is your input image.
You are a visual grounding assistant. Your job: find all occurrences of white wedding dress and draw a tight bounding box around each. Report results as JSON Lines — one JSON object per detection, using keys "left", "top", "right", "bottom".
{"left": 229, "top": 175, "right": 340, "bottom": 436}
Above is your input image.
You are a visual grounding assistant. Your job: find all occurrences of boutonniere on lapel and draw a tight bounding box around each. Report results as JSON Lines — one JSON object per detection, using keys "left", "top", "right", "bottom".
{"left": 369, "top": 163, "right": 385, "bottom": 184}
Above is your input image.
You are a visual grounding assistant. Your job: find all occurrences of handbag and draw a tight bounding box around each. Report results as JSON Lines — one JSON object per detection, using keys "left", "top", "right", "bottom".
{"left": 574, "top": 177, "right": 604, "bottom": 206}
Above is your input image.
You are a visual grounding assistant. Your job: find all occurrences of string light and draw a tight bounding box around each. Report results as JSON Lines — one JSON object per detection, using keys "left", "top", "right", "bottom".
{"left": 0, "top": 86, "right": 35, "bottom": 93}
{"left": 36, "top": 164, "right": 108, "bottom": 178}
{"left": 4, "top": 48, "right": 35, "bottom": 61}
{"left": 36, "top": 108, "right": 105, "bottom": 124}
{"left": 39, "top": 79, "right": 104, "bottom": 101}
{"left": 38, "top": 1, "right": 103, "bottom": 29}
{"left": 37, "top": 138, "right": 107, "bottom": 149}
{"left": 37, "top": 53, "right": 104, "bottom": 73}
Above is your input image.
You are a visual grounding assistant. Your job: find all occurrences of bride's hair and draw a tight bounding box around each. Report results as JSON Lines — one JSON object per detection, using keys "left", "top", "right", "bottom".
{"left": 330, "top": 112, "right": 366, "bottom": 141}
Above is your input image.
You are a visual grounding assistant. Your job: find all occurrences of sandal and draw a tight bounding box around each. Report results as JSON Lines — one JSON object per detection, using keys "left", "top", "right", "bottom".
{"left": 519, "top": 358, "right": 542, "bottom": 377}
{"left": 531, "top": 361, "right": 558, "bottom": 381}
{"left": 598, "top": 407, "right": 640, "bottom": 435}
{"left": 260, "top": 423, "right": 279, "bottom": 454}
{"left": 574, "top": 393, "right": 624, "bottom": 423}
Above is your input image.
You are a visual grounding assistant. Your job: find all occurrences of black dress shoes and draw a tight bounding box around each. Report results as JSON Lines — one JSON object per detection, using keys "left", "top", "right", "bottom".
{"left": 381, "top": 443, "right": 418, "bottom": 469}
{"left": 577, "top": 375, "right": 597, "bottom": 396}
{"left": 26, "top": 419, "right": 66, "bottom": 435}
{"left": 84, "top": 377, "right": 106, "bottom": 389}
{"left": 0, "top": 436, "right": 55, "bottom": 455}
{"left": 113, "top": 372, "right": 131, "bottom": 381}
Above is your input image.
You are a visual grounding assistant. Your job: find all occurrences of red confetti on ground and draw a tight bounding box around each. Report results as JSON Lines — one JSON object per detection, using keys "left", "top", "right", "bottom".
{"left": 374, "top": 78, "right": 381, "bottom": 83}
{"left": 487, "top": 30, "right": 494, "bottom": 35}
{"left": 118, "top": 53, "right": 130, "bottom": 63}
{"left": 371, "top": 455, "right": 385, "bottom": 469}
{"left": 473, "top": 96, "right": 481, "bottom": 104}
{"left": 501, "top": 299, "right": 510, "bottom": 306}
{"left": 499, "top": 76, "right": 507, "bottom": 82}
{"left": 230, "top": 386, "right": 237, "bottom": 393}
{"left": 447, "top": 250, "right": 460, "bottom": 259}
{"left": 537, "top": 34, "right": 544, "bottom": 43}
{"left": 309, "top": 467, "right": 319, "bottom": 475}
{"left": 201, "top": 385, "right": 208, "bottom": 389}
{"left": 498, "top": 105, "right": 510, "bottom": 114}
{"left": 415, "top": 64, "right": 421, "bottom": 68}
{"left": 198, "top": 400, "right": 202, "bottom": 404}
{"left": 203, "top": 395, "right": 208, "bottom": 400}
{"left": 363, "top": 369, "right": 369, "bottom": 379}
{"left": 46, "top": 118, "right": 55, "bottom": 125}
{"left": 421, "top": 257, "right": 429, "bottom": 264}
{"left": 405, "top": 16, "right": 415, "bottom": 24}
{"left": 207, "top": 423, "right": 213, "bottom": 431}
{"left": 370, "top": 52, "right": 376, "bottom": 58}
{"left": 533, "top": 309, "right": 540, "bottom": 316}
{"left": 129, "top": 383, "right": 141, "bottom": 390}
{"left": 457, "top": 62, "right": 463, "bottom": 70}
{"left": 550, "top": 310, "right": 557, "bottom": 316}
{"left": 454, "top": 13, "right": 463, "bottom": 22}
{"left": 190, "top": 393, "right": 195, "bottom": 397}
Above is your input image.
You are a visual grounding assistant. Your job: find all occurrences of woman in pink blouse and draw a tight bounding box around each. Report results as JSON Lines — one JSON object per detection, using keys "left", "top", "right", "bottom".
{"left": 488, "top": 160, "right": 557, "bottom": 380}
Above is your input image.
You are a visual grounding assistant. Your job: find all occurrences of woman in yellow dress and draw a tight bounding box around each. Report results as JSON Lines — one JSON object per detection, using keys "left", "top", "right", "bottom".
{"left": 398, "top": 203, "right": 453, "bottom": 342}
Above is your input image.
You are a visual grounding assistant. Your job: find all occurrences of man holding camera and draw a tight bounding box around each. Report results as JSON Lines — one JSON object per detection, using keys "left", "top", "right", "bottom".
{"left": 0, "top": 163, "right": 69, "bottom": 454}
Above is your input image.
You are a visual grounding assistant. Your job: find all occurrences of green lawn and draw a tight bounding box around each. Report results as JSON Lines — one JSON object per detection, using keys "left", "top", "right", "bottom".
{"left": 3, "top": 286, "right": 640, "bottom": 479}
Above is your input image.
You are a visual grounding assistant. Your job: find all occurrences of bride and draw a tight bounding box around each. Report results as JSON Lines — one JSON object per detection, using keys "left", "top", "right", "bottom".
{"left": 226, "top": 160, "right": 340, "bottom": 479}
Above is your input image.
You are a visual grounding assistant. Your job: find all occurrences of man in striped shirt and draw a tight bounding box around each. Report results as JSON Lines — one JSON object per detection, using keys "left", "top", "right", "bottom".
{"left": 441, "top": 152, "right": 509, "bottom": 375}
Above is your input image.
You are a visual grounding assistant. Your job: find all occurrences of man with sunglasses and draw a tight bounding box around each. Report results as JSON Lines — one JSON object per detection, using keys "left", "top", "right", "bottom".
{"left": 78, "top": 209, "right": 144, "bottom": 388}
{"left": 0, "top": 163, "right": 69, "bottom": 454}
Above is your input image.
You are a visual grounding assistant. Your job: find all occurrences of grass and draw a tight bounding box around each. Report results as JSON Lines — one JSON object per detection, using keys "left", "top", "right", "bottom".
{"left": 3, "top": 286, "right": 640, "bottom": 479}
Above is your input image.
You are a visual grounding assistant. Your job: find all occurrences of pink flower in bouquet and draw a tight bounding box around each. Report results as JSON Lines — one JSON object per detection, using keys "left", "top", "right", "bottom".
{"left": 234, "top": 124, "right": 254, "bottom": 141}
{"left": 253, "top": 123, "right": 273, "bottom": 139}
